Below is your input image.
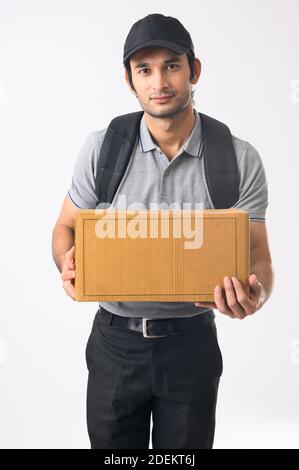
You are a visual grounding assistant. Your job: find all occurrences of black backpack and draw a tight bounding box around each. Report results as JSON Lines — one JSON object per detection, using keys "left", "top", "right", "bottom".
{"left": 95, "top": 111, "right": 239, "bottom": 209}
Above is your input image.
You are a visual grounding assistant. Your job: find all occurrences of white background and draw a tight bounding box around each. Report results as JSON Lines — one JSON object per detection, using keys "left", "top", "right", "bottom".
{"left": 0, "top": 0, "right": 298, "bottom": 449}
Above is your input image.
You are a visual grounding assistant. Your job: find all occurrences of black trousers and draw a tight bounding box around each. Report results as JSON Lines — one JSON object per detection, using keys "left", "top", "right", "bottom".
{"left": 86, "top": 307, "right": 223, "bottom": 449}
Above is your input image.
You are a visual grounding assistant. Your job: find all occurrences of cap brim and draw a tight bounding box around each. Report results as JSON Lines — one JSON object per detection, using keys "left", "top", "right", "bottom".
{"left": 123, "top": 39, "right": 189, "bottom": 63}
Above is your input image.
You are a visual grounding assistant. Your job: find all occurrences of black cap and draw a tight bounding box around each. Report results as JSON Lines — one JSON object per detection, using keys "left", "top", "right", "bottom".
{"left": 123, "top": 13, "right": 194, "bottom": 64}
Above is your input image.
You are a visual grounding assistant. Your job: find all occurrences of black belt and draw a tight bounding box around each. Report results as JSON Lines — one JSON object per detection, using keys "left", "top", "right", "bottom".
{"left": 97, "top": 307, "right": 215, "bottom": 339}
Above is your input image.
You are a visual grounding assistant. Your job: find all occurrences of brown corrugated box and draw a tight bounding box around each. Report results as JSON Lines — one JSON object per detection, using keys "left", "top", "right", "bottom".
{"left": 74, "top": 208, "right": 249, "bottom": 302}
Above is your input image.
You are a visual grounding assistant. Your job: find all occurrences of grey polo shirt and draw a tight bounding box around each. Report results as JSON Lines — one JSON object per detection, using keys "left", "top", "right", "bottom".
{"left": 68, "top": 108, "right": 268, "bottom": 319}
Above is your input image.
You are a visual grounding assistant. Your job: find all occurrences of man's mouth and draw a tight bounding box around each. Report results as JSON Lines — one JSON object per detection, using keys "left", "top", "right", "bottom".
{"left": 151, "top": 95, "right": 175, "bottom": 103}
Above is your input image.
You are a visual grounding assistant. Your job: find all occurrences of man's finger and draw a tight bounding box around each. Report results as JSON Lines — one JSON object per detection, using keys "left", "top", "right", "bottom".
{"left": 61, "top": 269, "right": 76, "bottom": 281}
{"left": 222, "top": 277, "right": 245, "bottom": 319}
{"left": 66, "top": 246, "right": 76, "bottom": 268}
{"left": 249, "top": 274, "right": 263, "bottom": 298}
{"left": 195, "top": 302, "right": 217, "bottom": 308}
{"left": 66, "top": 245, "right": 75, "bottom": 257}
{"left": 231, "top": 277, "right": 255, "bottom": 315}
{"left": 213, "top": 283, "right": 233, "bottom": 318}
{"left": 63, "top": 280, "right": 76, "bottom": 300}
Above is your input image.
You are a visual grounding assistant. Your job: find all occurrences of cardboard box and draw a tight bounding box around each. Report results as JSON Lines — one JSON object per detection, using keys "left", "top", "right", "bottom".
{"left": 74, "top": 208, "right": 249, "bottom": 302}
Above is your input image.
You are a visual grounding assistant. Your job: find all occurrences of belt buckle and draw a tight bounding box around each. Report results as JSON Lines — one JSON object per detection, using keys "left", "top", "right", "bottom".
{"left": 142, "top": 318, "right": 167, "bottom": 339}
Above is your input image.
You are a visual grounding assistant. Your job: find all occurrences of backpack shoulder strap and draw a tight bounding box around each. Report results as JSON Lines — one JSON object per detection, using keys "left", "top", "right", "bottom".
{"left": 95, "top": 111, "right": 144, "bottom": 206}
{"left": 95, "top": 110, "right": 239, "bottom": 209}
{"left": 199, "top": 112, "right": 239, "bottom": 209}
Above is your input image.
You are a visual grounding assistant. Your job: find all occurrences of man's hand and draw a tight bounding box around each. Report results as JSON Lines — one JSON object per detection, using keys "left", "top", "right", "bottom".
{"left": 194, "top": 274, "right": 265, "bottom": 319}
{"left": 61, "top": 245, "right": 76, "bottom": 300}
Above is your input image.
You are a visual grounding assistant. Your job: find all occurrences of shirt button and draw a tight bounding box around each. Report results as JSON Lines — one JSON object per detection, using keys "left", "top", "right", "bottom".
{"left": 164, "top": 171, "right": 169, "bottom": 176}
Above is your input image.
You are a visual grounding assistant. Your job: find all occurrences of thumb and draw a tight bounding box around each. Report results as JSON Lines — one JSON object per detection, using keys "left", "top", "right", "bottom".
{"left": 67, "top": 246, "right": 75, "bottom": 267}
{"left": 249, "top": 274, "right": 261, "bottom": 294}
{"left": 249, "top": 274, "right": 257, "bottom": 285}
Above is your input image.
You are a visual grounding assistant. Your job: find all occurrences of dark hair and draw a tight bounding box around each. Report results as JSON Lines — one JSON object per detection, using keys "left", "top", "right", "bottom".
{"left": 124, "top": 50, "right": 196, "bottom": 102}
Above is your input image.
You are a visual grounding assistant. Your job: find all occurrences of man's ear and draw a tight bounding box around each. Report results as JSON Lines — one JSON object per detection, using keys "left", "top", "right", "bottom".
{"left": 124, "top": 69, "right": 130, "bottom": 88}
{"left": 124, "top": 69, "right": 137, "bottom": 95}
{"left": 191, "top": 58, "right": 201, "bottom": 84}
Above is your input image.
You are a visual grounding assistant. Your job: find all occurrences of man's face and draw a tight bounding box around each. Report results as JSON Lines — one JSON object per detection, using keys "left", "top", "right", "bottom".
{"left": 126, "top": 47, "right": 198, "bottom": 119}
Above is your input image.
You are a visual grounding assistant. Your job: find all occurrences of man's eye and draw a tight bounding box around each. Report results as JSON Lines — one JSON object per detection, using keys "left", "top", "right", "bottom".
{"left": 139, "top": 64, "right": 179, "bottom": 74}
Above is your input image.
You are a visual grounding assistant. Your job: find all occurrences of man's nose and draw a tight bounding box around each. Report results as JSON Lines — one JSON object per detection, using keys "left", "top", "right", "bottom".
{"left": 151, "top": 71, "right": 170, "bottom": 90}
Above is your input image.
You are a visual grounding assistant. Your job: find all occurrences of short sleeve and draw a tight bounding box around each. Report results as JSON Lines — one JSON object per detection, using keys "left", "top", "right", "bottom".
{"left": 233, "top": 141, "right": 269, "bottom": 222}
{"left": 67, "top": 129, "right": 107, "bottom": 209}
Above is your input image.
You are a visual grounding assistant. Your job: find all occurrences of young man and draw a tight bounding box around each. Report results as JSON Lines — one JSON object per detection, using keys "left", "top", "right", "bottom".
{"left": 52, "top": 14, "right": 274, "bottom": 449}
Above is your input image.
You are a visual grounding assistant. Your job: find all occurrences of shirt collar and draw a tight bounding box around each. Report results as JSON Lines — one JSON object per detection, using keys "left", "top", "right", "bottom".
{"left": 139, "top": 108, "right": 202, "bottom": 158}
